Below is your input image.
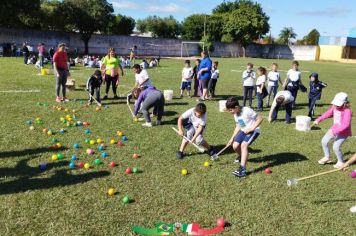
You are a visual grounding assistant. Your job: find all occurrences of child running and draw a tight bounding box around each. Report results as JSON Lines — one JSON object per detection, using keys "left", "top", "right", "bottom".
{"left": 266, "top": 63, "right": 282, "bottom": 107}
{"left": 225, "top": 96, "right": 263, "bottom": 177}
{"left": 176, "top": 103, "right": 216, "bottom": 159}
{"left": 313, "top": 92, "right": 352, "bottom": 168}
{"left": 242, "top": 63, "right": 256, "bottom": 107}
{"left": 180, "top": 60, "right": 193, "bottom": 98}
{"left": 86, "top": 70, "right": 103, "bottom": 105}
{"left": 208, "top": 61, "right": 219, "bottom": 98}
{"left": 308, "top": 72, "right": 327, "bottom": 118}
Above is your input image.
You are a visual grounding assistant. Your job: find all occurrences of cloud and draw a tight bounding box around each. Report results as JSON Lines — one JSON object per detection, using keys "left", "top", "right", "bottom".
{"left": 112, "top": 0, "right": 139, "bottom": 10}
{"left": 147, "top": 3, "right": 188, "bottom": 13}
{"left": 298, "top": 7, "right": 352, "bottom": 17}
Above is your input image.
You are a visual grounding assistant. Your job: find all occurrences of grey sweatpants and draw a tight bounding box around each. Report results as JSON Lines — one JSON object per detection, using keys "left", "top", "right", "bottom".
{"left": 321, "top": 130, "right": 347, "bottom": 162}
{"left": 55, "top": 69, "right": 68, "bottom": 97}
{"left": 141, "top": 91, "right": 165, "bottom": 123}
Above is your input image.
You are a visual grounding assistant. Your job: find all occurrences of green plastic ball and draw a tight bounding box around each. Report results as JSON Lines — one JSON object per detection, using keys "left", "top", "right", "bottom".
{"left": 123, "top": 196, "right": 130, "bottom": 204}
{"left": 133, "top": 167, "right": 139, "bottom": 173}
{"left": 94, "top": 159, "right": 101, "bottom": 165}
{"left": 57, "top": 153, "right": 64, "bottom": 159}
{"left": 85, "top": 139, "right": 90, "bottom": 144}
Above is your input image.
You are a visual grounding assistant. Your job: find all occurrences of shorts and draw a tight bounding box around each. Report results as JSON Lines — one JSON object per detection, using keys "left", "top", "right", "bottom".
{"left": 233, "top": 128, "right": 260, "bottom": 145}
{"left": 200, "top": 78, "right": 210, "bottom": 89}
{"left": 181, "top": 81, "right": 191, "bottom": 90}
{"left": 184, "top": 122, "right": 205, "bottom": 145}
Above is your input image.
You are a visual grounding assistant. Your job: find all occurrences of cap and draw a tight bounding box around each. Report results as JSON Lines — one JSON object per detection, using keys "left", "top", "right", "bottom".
{"left": 331, "top": 92, "right": 348, "bottom": 106}
{"left": 309, "top": 72, "right": 318, "bottom": 80}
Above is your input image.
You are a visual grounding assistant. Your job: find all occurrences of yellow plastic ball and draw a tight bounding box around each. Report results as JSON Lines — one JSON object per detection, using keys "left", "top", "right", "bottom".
{"left": 60, "top": 117, "right": 65, "bottom": 122}
{"left": 108, "top": 188, "right": 115, "bottom": 196}
{"left": 181, "top": 169, "right": 188, "bottom": 176}
{"left": 67, "top": 117, "right": 72, "bottom": 121}
{"left": 89, "top": 140, "right": 95, "bottom": 145}
{"left": 51, "top": 154, "right": 58, "bottom": 161}
{"left": 96, "top": 138, "right": 102, "bottom": 144}
{"left": 65, "top": 108, "right": 69, "bottom": 112}
{"left": 84, "top": 163, "right": 90, "bottom": 169}
{"left": 29, "top": 126, "right": 35, "bottom": 130}
{"left": 117, "top": 131, "right": 123, "bottom": 136}
{"left": 56, "top": 142, "right": 62, "bottom": 148}
{"left": 134, "top": 118, "right": 138, "bottom": 122}
{"left": 47, "top": 131, "right": 52, "bottom": 136}
{"left": 204, "top": 161, "right": 210, "bottom": 167}
{"left": 110, "top": 139, "right": 116, "bottom": 144}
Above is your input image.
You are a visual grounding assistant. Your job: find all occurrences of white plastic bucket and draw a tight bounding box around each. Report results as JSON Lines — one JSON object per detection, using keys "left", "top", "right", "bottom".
{"left": 219, "top": 100, "right": 227, "bottom": 112}
{"left": 164, "top": 90, "right": 173, "bottom": 101}
{"left": 296, "top": 115, "right": 311, "bottom": 131}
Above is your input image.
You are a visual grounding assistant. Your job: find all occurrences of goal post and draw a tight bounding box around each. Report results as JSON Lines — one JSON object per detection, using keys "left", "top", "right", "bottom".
{"left": 180, "top": 41, "right": 205, "bottom": 58}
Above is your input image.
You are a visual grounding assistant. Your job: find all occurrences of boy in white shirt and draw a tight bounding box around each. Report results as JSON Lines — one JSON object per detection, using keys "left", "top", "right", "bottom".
{"left": 225, "top": 96, "right": 263, "bottom": 177}
{"left": 283, "top": 60, "right": 304, "bottom": 108}
{"left": 268, "top": 90, "right": 295, "bottom": 124}
{"left": 176, "top": 103, "right": 217, "bottom": 159}
{"left": 208, "top": 61, "right": 219, "bottom": 98}
{"left": 180, "top": 60, "right": 193, "bottom": 98}
{"left": 266, "top": 63, "right": 282, "bottom": 107}
{"left": 242, "top": 63, "right": 256, "bottom": 107}
{"left": 133, "top": 64, "right": 152, "bottom": 88}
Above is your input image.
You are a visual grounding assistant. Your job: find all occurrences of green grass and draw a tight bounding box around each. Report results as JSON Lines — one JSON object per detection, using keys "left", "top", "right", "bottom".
{"left": 0, "top": 57, "right": 355, "bottom": 236}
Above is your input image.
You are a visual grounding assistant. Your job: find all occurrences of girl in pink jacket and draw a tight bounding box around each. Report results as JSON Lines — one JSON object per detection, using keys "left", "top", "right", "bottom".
{"left": 314, "top": 92, "right": 352, "bottom": 168}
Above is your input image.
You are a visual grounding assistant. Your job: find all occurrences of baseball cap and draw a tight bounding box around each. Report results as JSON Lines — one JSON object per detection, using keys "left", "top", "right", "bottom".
{"left": 309, "top": 72, "right": 318, "bottom": 80}
{"left": 331, "top": 92, "right": 348, "bottom": 106}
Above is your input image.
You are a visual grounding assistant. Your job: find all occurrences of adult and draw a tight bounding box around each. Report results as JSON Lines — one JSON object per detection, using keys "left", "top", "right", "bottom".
{"left": 53, "top": 43, "right": 70, "bottom": 102}
{"left": 197, "top": 50, "right": 212, "bottom": 101}
{"left": 101, "top": 48, "right": 122, "bottom": 99}
{"left": 268, "top": 90, "right": 294, "bottom": 124}
{"left": 37, "top": 43, "right": 45, "bottom": 68}
{"left": 129, "top": 45, "right": 137, "bottom": 66}
{"left": 22, "top": 42, "right": 29, "bottom": 65}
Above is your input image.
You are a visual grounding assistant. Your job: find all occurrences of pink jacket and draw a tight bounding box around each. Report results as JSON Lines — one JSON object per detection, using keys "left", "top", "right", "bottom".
{"left": 316, "top": 105, "right": 352, "bottom": 137}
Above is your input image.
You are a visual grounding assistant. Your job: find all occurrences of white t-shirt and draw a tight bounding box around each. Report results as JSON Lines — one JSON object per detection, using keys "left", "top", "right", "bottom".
{"left": 271, "top": 90, "right": 294, "bottom": 106}
{"left": 287, "top": 69, "right": 301, "bottom": 85}
{"left": 242, "top": 70, "right": 256, "bottom": 86}
{"left": 182, "top": 108, "right": 207, "bottom": 129}
{"left": 234, "top": 107, "right": 260, "bottom": 131}
{"left": 211, "top": 69, "right": 219, "bottom": 80}
{"left": 256, "top": 75, "right": 266, "bottom": 93}
{"left": 135, "top": 69, "right": 152, "bottom": 87}
{"left": 182, "top": 67, "right": 193, "bottom": 82}
{"left": 267, "top": 71, "right": 280, "bottom": 86}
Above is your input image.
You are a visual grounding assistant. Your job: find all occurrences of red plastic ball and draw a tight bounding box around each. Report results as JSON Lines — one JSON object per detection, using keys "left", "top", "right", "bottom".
{"left": 125, "top": 167, "right": 132, "bottom": 174}
{"left": 217, "top": 218, "right": 225, "bottom": 227}
{"left": 77, "top": 162, "right": 84, "bottom": 168}
{"left": 264, "top": 168, "right": 272, "bottom": 174}
{"left": 109, "top": 161, "right": 116, "bottom": 167}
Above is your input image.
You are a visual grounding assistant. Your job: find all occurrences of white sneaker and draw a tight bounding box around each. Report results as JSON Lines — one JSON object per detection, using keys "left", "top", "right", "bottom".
{"left": 318, "top": 157, "right": 332, "bottom": 165}
{"left": 142, "top": 122, "right": 152, "bottom": 127}
{"left": 138, "top": 117, "right": 145, "bottom": 122}
{"left": 333, "top": 161, "right": 345, "bottom": 169}
{"left": 350, "top": 205, "right": 356, "bottom": 213}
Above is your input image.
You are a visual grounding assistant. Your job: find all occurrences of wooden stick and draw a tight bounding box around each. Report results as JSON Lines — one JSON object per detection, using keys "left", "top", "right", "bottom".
{"left": 297, "top": 168, "right": 342, "bottom": 181}
{"left": 126, "top": 103, "right": 135, "bottom": 118}
{"left": 87, "top": 92, "right": 102, "bottom": 106}
{"left": 172, "top": 127, "right": 205, "bottom": 152}
{"left": 216, "top": 145, "right": 230, "bottom": 156}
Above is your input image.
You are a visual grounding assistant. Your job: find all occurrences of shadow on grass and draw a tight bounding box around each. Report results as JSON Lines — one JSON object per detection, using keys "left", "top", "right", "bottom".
{"left": 164, "top": 111, "right": 178, "bottom": 117}
{"left": 249, "top": 152, "right": 308, "bottom": 174}
{"left": 213, "top": 144, "right": 261, "bottom": 157}
{"left": 214, "top": 95, "right": 244, "bottom": 100}
{"left": 161, "top": 118, "right": 178, "bottom": 125}
{"left": 0, "top": 147, "right": 68, "bottom": 159}
{"left": 313, "top": 198, "right": 356, "bottom": 204}
{"left": 165, "top": 102, "right": 188, "bottom": 106}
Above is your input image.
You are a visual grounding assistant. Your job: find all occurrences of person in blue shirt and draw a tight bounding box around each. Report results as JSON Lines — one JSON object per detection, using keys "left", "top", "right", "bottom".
{"left": 308, "top": 73, "right": 327, "bottom": 118}
{"left": 197, "top": 50, "right": 212, "bottom": 101}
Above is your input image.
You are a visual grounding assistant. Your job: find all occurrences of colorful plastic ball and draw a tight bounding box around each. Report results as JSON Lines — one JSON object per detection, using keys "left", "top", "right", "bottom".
{"left": 94, "top": 159, "right": 101, "bottom": 165}
{"left": 71, "top": 155, "right": 77, "bottom": 161}
{"left": 60, "top": 117, "right": 65, "bottom": 122}
{"left": 95, "top": 107, "right": 101, "bottom": 112}
{"left": 37, "top": 102, "right": 42, "bottom": 106}
{"left": 134, "top": 117, "right": 138, "bottom": 122}
{"left": 351, "top": 171, "right": 356, "bottom": 179}
{"left": 51, "top": 154, "right": 58, "bottom": 161}
{"left": 84, "top": 163, "right": 90, "bottom": 169}
{"left": 181, "top": 169, "right": 188, "bottom": 176}
{"left": 69, "top": 162, "right": 76, "bottom": 169}
{"left": 26, "top": 120, "right": 32, "bottom": 125}
{"left": 77, "top": 162, "right": 84, "bottom": 168}
{"left": 73, "top": 143, "right": 79, "bottom": 149}
{"left": 117, "top": 141, "right": 124, "bottom": 147}
{"left": 83, "top": 122, "right": 90, "bottom": 126}
{"left": 122, "top": 136, "right": 128, "bottom": 141}
{"left": 96, "top": 138, "right": 102, "bottom": 144}
{"left": 85, "top": 129, "right": 91, "bottom": 134}
{"left": 204, "top": 161, "right": 210, "bottom": 167}
{"left": 117, "top": 131, "right": 123, "bottom": 136}
{"left": 101, "top": 152, "right": 108, "bottom": 158}
{"left": 86, "top": 149, "right": 94, "bottom": 155}
{"left": 110, "top": 139, "right": 116, "bottom": 144}
{"left": 57, "top": 153, "right": 64, "bottom": 159}
{"left": 56, "top": 142, "right": 62, "bottom": 148}
{"left": 42, "top": 128, "right": 48, "bottom": 134}
{"left": 122, "top": 196, "right": 130, "bottom": 204}
{"left": 47, "top": 131, "right": 52, "bottom": 136}
{"left": 108, "top": 188, "right": 115, "bottom": 196}
{"left": 125, "top": 167, "right": 132, "bottom": 174}
{"left": 65, "top": 108, "right": 69, "bottom": 112}
{"left": 85, "top": 139, "right": 90, "bottom": 144}
{"left": 51, "top": 138, "right": 58, "bottom": 143}
{"left": 66, "top": 123, "right": 71, "bottom": 127}
{"left": 132, "top": 153, "right": 140, "bottom": 159}
{"left": 100, "top": 143, "right": 107, "bottom": 148}
{"left": 53, "top": 145, "right": 59, "bottom": 150}
{"left": 29, "top": 125, "right": 35, "bottom": 130}
{"left": 109, "top": 161, "right": 116, "bottom": 167}
{"left": 39, "top": 163, "right": 47, "bottom": 171}
{"left": 132, "top": 167, "right": 139, "bottom": 173}
{"left": 89, "top": 140, "right": 95, "bottom": 145}
{"left": 60, "top": 128, "right": 65, "bottom": 133}
{"left": 72, "top": 109, "right": 76, "bottom": 113}
{"left": 76, "top": 121, "right": 82, "bottom": 126}
{"left": 264, "top": 168, "right": 272, "bottom": 174}
{"left": 216, "top": 218, "right": 225, "bottom": 228}
{"left": 98, "top": 146, "right": 104, "bottom": 151}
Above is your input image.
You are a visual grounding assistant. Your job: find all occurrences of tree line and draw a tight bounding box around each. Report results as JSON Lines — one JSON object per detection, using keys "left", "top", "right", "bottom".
{"left": 0, "top": 0, "right": 319, "bottom": 54}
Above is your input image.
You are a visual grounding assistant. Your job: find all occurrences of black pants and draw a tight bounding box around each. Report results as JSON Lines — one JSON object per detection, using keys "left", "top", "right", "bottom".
{"left": 105, "top": 75, "right": 118, "bottom": 96}
{"left": 243, "top": 86, "right": 254, "bottom": 107}
{"left": 23, "top": 53, "right": 28, "bottom": 64}
{"left": 89, "top": 87, "right": 101, "bottom": 104}
{"left": 308, "top": 97, "right": 318, "bottom": 118}
{"left": 208, "top": 79, "right": 217, "bottom": 97}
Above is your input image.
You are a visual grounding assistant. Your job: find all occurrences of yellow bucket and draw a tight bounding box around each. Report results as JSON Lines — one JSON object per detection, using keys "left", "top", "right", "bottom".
{"left": 41, "top": 68, "right": 49, "bottom": 75}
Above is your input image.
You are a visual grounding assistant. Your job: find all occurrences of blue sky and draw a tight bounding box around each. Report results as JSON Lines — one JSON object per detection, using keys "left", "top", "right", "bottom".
{"left": 109, "top": 0, "right": 356, "bottom": 39}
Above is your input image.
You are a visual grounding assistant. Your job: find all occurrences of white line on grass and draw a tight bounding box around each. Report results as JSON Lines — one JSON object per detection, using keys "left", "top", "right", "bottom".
{"left": 0, "top": 89, "right": 41, "bottom": 93}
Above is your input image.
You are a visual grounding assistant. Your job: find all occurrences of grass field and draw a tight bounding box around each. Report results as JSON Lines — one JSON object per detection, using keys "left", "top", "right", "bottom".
{"left": 0, "top": 57, "right": 355, "bottom": 236}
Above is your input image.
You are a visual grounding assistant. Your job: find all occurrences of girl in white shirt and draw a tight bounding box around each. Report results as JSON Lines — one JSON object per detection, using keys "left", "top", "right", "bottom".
{"left": 255, "top": 67, "right": 267, "bottom": 111}
{"left": 283, "top": 60, "right": 304, "bottom": 108}
{"left": 266, "top": 63, "right": 282, "bottom": 107}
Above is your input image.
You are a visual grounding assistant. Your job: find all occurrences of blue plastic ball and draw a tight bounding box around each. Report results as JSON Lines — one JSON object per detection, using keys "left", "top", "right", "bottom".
{"left": 71, "top": 155, "right": 77, "bottom": 161}
{"left": 122, "top": 136, "right": 128, "bottom": 141}
{"left": 39, "top": 163, "right": 47, "bottom": 171}
{"left": 60, "top": 129, "right": 65, "bottom": 133}
{"left": 69, "top": 162, "right": 76, "bottom": 169}
{"left": 26, "top": 120, "right": 32, "bottom": 125}
{"left": 85, "top": 129, "right": 91, "bottom": 134}
{"left": 73, "top": 143, "right": 79, "bottom": 149}
{"left": 101, "top": 152, "right": 108, "bottom": 158}
{"left": 98, "top": 146, "right": 104, "bottom": 151}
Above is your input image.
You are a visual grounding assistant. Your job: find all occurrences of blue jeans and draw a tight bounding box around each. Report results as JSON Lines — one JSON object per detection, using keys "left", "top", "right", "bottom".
{"left": 243, "top": 86, "right": 254, "bottom": 107}
{"left": 272, "top": 102, "right": 292, "bottom": 123}
{"left": 308, "top": 97, "right": 318, "bottom": 118}
{"left": 257, "top": 92, "right": 263, "bottom": 110}
{"left": 266, "top": 85, "right": 278, "bottom": 107}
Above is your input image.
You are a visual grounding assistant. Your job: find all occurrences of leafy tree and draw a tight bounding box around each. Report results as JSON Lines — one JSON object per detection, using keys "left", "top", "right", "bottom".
{"left": 303, "top": 29, "right": 320, "bottom": 45}
{"left": 200, "top": 35, "right": 215, "bottom": 53}
{"left": 0, "top": 0, "right": 41, "bottom": 28}
{"left": 279, "top": 27, "right": 297, "bottom": 45}
{"left": 136, "top": 19, "right": 147, "bottom": 34}
{"left": 62, "top": 0, "right": 114, "bottom": 54}
{"left": 136, "top": 15, "right": 181, "bottom": 38}
{"left": 106, "top": 14, "right": 135, "bottom": 35}
{"left": 181, "top": 14, "right": 207, "bottom": 40}
{"left": 221, "top": 34, "right": 234, "bottom": 43}
{"left": 39, "top": 0, "right": 67, "bottom": 31}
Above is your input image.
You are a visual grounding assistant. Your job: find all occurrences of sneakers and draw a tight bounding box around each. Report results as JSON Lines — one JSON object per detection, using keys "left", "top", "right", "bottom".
{"left": 156, "top": 120, "right": 161, "bottom": 125}
{"left": 176, "top": 151, "right": 184, "bottom": 160}
{"left": 142, "top": 122, "right": 152, "bottom": 127}
{"left": 232, "top": 166, "right": 247, "bottom": 177}
{"left": 333, "top": 161, "right": 345, "bottom": 169}
{"left": 208, "top": 147, "right": 217, "bottom": 156}
{"left": 234, "top": 156, "right": 241, "bottom": 163}
{"left": 179, "top": 94, "right": 183, "bottom": 98}
{"left": 103, "top": 95, "right": 108, "bottom": 100}
{"left": 63, "top": 97, "right": 69, "bottom": 102}
{"left": 318, "top": 157, "right": 332, "bottom": 165}
{"left": 55, "top": 96, "right": 61, "bottom": 103}
{"left": 138, "top": 117, "right": 145, "bottom": 122}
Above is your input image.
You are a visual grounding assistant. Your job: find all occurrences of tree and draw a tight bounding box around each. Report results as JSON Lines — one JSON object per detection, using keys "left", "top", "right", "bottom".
{"left": 220, "top": 0, "right": 270, "bottom": 56}
{"left": 106, "top": 14, "right": 135, "bottom": 35}
{"left": 303, "top": 29, "right": 320, "bottom": 45}
{"left": 279, "top": 27, "right": 297, "bottom": 45}
{"left": 39, "top": 0, "right": 67, "bottom": 31}
{"left": 136, "top": 15, "right": 181, "bottom": 38}
{"left": 181, "top": 14, "right": 207, "bottom": 40}
{"left": 0, "top": 0, "right": 41, "bottom": 28}
{"left": 62, "top": 0, "right": 114, "bottom": 54}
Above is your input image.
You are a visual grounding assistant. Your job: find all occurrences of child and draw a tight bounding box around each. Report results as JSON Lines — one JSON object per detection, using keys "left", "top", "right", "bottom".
{"left": 268, "top": 90, "right": 295, "bottom": 123}
{"left": 255, "top": 67, "right": 267, "bottom": 111}
{"left": 308, "top": 73, "right": 327, "bottom": 118}
{"left": 192, "top": 59, "right": 201, "bottom": 97}
{"left": 208, "top": 61, "right": 219, "bottom": 98}
{"left": 225, "top": 96, "right": 263, "bottom": 177}
{"left": 266, "top": 63, "right": 282, "bottom": 107}
{"left": 283, "top": 60, "right": 304, "bottom": 108}
{"left": 133, "top": 86, "right": 165, "bottom": 127}
{"left": 180, "top": 60, "right": 193, "bottom": 98}
{"left": 133, "top": 64, "right": 153, "bottom": 88}
{"left": 242, "top": 63, "right": 256, "bottom": 107}
{"left": 176, "top": 103, "right": 216, "bottom": 159}
{"left": 313, "top": 92, "right": 352, "bottom": 168}
{"left": 86, "top": 70, "right": 103, "bottom": 105}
